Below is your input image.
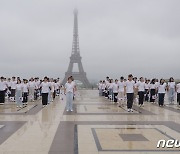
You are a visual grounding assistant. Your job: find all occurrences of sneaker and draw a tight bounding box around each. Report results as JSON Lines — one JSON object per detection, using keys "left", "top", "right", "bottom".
{"left": 66, "top": 110, "right": 69, "bottom": 112}
{"left": 70, "top": 110, "right": 73, "bottom": 112}
{"left": 131, "top": 109, "right": 133, "bottom": 112}
{"left": 17, "top": 106, "right": 19, "bottom": 108}
{"left": 128, "top": 109, "right": 131, "bottom": 112}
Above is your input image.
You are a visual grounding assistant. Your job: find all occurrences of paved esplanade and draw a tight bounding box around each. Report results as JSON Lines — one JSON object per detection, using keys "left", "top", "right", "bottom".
{"left": 0, "top": 90, "right": 180, "bottom": 154}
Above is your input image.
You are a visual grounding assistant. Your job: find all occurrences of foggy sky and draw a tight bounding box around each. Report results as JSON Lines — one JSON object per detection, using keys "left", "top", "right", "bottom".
{"left": 0, "top": 0, "right": 180, "bottom": 81}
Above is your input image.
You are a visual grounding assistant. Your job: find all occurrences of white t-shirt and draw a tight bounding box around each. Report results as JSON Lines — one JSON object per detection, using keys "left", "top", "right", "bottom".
{"left": 0, "top": 81, "right": 6, "bottom": 91}
{"left": 101, "top": 83, "right": 106, "bottom": 90}
{"left": 155, "top": 82, "right": 160, "bottom": 89}
{"left": 106, "top": 82, "right": 110, "bottom": 89}
{"left": 112, "top": 83, "right": 119, "bottom": 93}
{"left": 35, "top": 81, "right": 40, "bottom": 89}
{"left": 71, "top": 81, "right": 76, "bottom": 89}
{"left": 168, "top": 82, "right": 176, "bottom": 89}
{"left": 134, "top": 81, "right": 138, "bottom": 88}
{"left": 145, "top": 83, "right": 150, "bottom": 90}
{"left": 7, "top": 81, "right": 11, "bottom": 87}
{"left": 55, "top": 83, "right": 59, "bottom": 90}
{"left": 16, "top": 84, "right": 23, "bottom": 91}
{"left": 137, "top": 81, "right": 145, "bottom": 92}
{"left": 150, "top": 83, "right": 156, "bottom": 89}
{"left": 22, "top": 83, "right": 28, "bottom": 93}
{"left": 125, "top": 80, "right": 135, "bottom": 93}
{"left": 65, "top": 82, "right": 74, "bottom": 93}
{"left": 98, "top": 83, "right": 102, "bottom": 89}
{"left": 118, "top": 81, "right": 125, "bottom": 92}
{"left": 109, "top": 83, "right": 114, "bottom": 89}
{"left": 11, "top": 81, "right": 17, "bottom": 89}
{"left": 176, "top": 83, "right": 180, "bottom": 93}
{"left": 158, "top": 83, "right": 167, "bottom": 93}
{"left": 28, "top": 81, "right": 36, "bottom": 88}
{"left": 50, "top": 82, "right": 55, "bottom": 92}
{"left": 41, "top": 82, "right": 50, "bottom": 93}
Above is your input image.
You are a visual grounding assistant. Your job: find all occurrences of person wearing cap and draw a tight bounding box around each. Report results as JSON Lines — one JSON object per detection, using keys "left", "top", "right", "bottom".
{"left": 0, "top": 77, "right": 7, "bottom": 104}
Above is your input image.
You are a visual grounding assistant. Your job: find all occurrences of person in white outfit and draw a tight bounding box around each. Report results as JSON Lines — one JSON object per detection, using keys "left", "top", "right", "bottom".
{"left": 137, "top": 77, "right": 145, "bottom": 107}
{"left": 157, "top": 79, "right": 167, "bottom": 107}
{"left": 40, "top": 77, "right": 51, "bottom": 107}
{"left": 50, "top": 78, "right": 55, "bottom": 102}
{"left": 28, "top": 78, "right": 36, "bottom": 102}
{"left": 16, "top": 79, "right": 23, "bottom": 108}
{"left": 124, "top": 74, "right": 135, "bottom": 112}
{"left": 118, "top": 77, "right": 125, "bottom": 106}
{"left": 112, "top": 79, "right": 119, "bottom": 103}
{"left": 167, "top": 77, "right": 176, "bottom": 104}
{"left": 64, "top": 77, "right": 75, "bottom": 112}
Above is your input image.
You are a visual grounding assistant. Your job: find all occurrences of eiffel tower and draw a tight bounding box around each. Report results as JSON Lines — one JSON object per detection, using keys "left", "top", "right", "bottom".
{"left": 62, "top": 9, "right": 91, "bottom": 88}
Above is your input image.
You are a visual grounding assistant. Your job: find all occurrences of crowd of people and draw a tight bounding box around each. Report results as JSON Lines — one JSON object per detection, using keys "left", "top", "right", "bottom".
{"left": 0, "top": 76, "right": 62, "bottom": 108}
{"left": 98, "top": 75, "right": 180, "bottom": 112}
{"left": 0, "top": 75, "right": 77, "bottom": 112}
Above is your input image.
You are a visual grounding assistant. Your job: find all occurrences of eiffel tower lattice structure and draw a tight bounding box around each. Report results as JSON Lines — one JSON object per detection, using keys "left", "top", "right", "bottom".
{"left": 62, "top": 9, "right": 91, "bottom": 88}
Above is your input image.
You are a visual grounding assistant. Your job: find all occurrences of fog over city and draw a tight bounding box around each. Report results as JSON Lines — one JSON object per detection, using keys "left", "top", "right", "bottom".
{"left": 0, "top": 0, "right": 180, "bottom": 81}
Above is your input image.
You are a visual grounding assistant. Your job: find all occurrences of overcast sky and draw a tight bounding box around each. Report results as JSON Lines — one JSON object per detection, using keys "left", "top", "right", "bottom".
{"left": 0, "top": 0, "right": 180, "bottom": 81}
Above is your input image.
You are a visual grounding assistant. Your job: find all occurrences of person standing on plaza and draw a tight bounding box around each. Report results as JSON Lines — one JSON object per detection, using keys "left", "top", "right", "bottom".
{"left": 124, "top": 74, "right": 135, "bottom": 112}
{"left": 108, "top": 79, "right": 114, "bottom": 101}
{"left": 155, "top": 79, "right": 160, "bottom": 101}
{"left": 40, "top": 77, "right": 51, "bottom": 107}
{"left": 157, "top": 79, "right": 167, "bottom": 107}
{"left": 34, "top": 78, "right": 39, "bottom": 101}
{"left": 105, "top": 77, "right": 110, "bottom": 99}
{"left": 102, "top": 80, "right": 106, "bottom": 96}
{"left": 28, "top": 78, "right": 36, "bottom": 102}
{"left": 167, "top": 77, "right": 176, "bottom": 104}
{"left": 144, "top": 79, "right": 150, "bottom": 102}
{"left": 118, "top": 76, "right": 125, "bottom": 106}
{"left": 176, "top": 81, "right": 180, "bottom": 107}
{"left": 112, "top": 79, "right": 119, "bottom": 103}
{"left": 137, "top": 77, "right": 145, "bottom": 107}
{"left": 50, "top": 78, "right": 55, "bottom": 102}
{"left": 7, "top": 78, "right": 12, "bottom": 100}
{"left": 16, "top": 79, "right": 23, "bottom": 108}
{"left": 133, "top": 77, "right": 138, "bottom": 104}
{"left": 22, "top": 79, "right": 29, "bottom": 105}
{"left": 11, "top": 76, "right": 16, "bottom": 102}
{"left": 150, "top": 79, "right": 156, "bottom": 103}
{"left": 64, "top": 76, "right": 75, "bottom": 112}
{"left": 98, "top": 80, "right": 103, "bottom": 96}
{"left": 0, "top": 77, "right": 7, "bottom": 105}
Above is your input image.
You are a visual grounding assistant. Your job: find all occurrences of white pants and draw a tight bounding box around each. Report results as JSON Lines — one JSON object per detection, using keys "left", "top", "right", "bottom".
{"left": 66, "top": 92, "right": 73, "bottom": 111}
